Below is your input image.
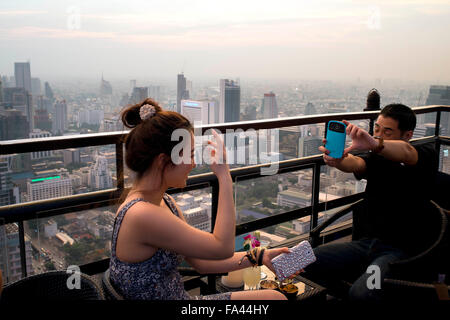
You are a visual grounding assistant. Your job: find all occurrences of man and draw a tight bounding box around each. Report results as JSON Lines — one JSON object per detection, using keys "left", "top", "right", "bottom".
{"left": 303, "top": 104, "right": 438, "bottom": 301}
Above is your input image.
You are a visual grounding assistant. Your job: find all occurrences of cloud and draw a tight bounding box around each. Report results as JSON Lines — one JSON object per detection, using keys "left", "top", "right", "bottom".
{"left": 0, "top": 10, "right": 48, "bottom": 16}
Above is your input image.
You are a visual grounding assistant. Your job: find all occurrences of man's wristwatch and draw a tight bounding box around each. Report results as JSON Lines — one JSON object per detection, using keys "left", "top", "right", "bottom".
{"left": 372, "top": 136, "right": 384, "bottom": 153}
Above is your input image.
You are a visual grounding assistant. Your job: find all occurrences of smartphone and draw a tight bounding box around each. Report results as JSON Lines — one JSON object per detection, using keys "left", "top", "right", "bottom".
{"left": 271, "top": 241, "right": 316, "bottom": 281}
{"left": 325, "top": 121, "right": 347, "bottom": 159}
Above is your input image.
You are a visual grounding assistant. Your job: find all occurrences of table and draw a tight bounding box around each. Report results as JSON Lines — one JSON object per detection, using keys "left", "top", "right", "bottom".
{"left": 215, "top": 265, "right": 327, "bottom": 301}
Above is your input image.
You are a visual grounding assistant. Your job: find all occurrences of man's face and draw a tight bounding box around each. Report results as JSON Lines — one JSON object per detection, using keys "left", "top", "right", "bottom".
{"left": 374, "top": 115, "right": 412, "bottom": 141}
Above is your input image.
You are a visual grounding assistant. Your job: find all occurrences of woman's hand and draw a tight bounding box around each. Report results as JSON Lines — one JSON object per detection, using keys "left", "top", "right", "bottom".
{"left": 262, "top": 247, "right": 304, "bottom": 279}
{"left": 206, "top": 130, "right": 230, "bottom": 179}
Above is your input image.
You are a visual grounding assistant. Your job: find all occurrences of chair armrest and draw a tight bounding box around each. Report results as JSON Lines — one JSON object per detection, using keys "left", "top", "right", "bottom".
{"left": 389, "top": 201, "right": 449, "bottom": 275}
{"left": 309, "top": 199, "right": 364, "bottom": 247}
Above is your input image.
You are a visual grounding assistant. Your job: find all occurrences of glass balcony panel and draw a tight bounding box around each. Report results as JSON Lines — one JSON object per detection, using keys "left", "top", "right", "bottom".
{"left": 1, "top": 144, "right": 119, "bottom": 208}
{"left": 171, "top": 185, "right": 212, "bottom": 232}
{"left": 414, "top": 112, "right": 437, "bottom": 138}
{"left": 235, "top": 168, "right": 313, "bottom": 226}
{"left": 441, "top": 145, "right": 450, "bottom": 174}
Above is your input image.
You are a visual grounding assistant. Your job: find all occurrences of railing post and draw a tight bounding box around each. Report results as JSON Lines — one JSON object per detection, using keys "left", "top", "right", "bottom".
{"left": 310, "top": 163, "right": 321, "bottom": 230}
{"left": 18, "top": 221, "right": 28, "bottom": 279}
{"left": 115, "top": 142, "right": 124, "bottom": 190}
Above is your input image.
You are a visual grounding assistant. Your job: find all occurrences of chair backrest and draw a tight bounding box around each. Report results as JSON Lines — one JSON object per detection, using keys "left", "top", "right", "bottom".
{"left": 0, "top": 271, "right": 104, "bottom": 302}
{"left": 431, "top": 171, "right": 450, "bottom": 210}
{"left": 102, "top": 269, "right": 124, "bottom": 300}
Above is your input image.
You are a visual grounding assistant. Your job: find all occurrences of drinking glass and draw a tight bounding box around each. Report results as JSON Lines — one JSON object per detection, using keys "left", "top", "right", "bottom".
{"left": 242, "top": 266, "right": 261, "bottom": 290}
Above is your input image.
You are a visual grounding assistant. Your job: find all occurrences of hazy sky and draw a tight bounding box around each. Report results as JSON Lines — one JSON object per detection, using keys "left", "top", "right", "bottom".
{"left": 1, "top": 0, "right": 450, "bottom": 83}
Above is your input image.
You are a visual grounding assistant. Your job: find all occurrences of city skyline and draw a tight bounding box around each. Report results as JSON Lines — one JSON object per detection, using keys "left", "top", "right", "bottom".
{"left": 1, "top": 1, "right": 450, "bottom": 82}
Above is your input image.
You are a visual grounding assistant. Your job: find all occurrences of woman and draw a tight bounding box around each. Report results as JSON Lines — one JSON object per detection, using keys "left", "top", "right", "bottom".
{"left": 110, "top": 98, "right": 296, "bottom": 300}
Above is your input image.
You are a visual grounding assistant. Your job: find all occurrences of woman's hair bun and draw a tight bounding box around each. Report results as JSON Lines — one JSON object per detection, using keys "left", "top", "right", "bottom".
{"left": 121, "top": 98, "right": 163, "bottom": 128}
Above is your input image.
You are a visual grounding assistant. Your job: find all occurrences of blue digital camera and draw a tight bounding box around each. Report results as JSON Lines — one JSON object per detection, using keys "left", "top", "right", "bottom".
{"left": 325, "top": 121, "right": 347, "bottom": 159}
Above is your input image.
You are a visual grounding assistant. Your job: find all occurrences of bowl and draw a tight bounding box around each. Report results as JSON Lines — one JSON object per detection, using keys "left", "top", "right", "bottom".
{"left": 279, "top": 283, "right": 298, "bottom": 300}
{"left": 259, "top": 280, "right": 279, "bottom": 290}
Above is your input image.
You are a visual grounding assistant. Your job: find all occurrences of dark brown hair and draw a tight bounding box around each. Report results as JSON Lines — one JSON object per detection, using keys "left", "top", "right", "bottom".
{"left": 119, "top": 98, "right": 193, "bottom": 203}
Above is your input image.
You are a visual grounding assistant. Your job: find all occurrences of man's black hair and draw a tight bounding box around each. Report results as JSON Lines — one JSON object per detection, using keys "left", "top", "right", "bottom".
{"left": 380, "top": 104, "right": 416, "bottom": 132}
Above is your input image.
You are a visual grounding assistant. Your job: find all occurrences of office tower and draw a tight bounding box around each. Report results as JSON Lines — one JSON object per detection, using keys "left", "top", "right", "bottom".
{"left": 0, "top": 223, "right": 34, "bottom": 284}
{"left": 78, "top": 109, "right": 104, "bottom": 127}
{"left": 44, "top": 82, "right": 54, "bottom": 101}
{"left": 0, "top": 157, "right": 20, "bottom": 206}
{"left": 14, "top": 62, "right": 32, "bottom": 93}
{"left": 183, "top": 207, "right": 211, "bottom": 232}
{"left": 177, "top": 74, "right": 189, "bottom": 113}
{"left": 52, "top": 100, "right": 67, "bottom": 136}
{"left": 219, "top": 79, "right": 240, "bottom": 123}
{"left": 425, "top": 85, "right": 450, "bottom": 135}
{"left": 298, "top": 136, "right": 323, "bottom": 158}
{"left": 149, "top": 85, "right": 161, "bottom": 102}
{"left": 34, "top": 106, "right": 52, "bottom": 132}
{"left": 63, "top": 148, "right": 81, "bottom": 165}
{"left": 129, "top": 87, "right": 148, "bottom": 105}
{"left": 31, "top": 77, "right": 41, "bottom": 96}
{"left": 0, "top": 109, "right": 30, "bottom": 140}
{"left": 130, "top": 80, "right": 136, "bottom": 92}
{"left": 89, "top": 155, "right": 113, "bottom": 190}
{"left": 27, "top": 169, "right": 73, "bottom": 201}
{"left": 262, "top": 92, "right": 278, "bottom": 119}
{"left": 29, "top": 129, "right": 53, "bottom": 160}
{"left": 304, "top": 102, "right": 317, "bottom": 115}
{"left": 181, "top": 99, "right": 215, "bottom": 124}
{"left": 100, "top": 75, "right": 113, "bottom": 96}
{"left": 2, "top": 87, "right": 33, "bottom": 131}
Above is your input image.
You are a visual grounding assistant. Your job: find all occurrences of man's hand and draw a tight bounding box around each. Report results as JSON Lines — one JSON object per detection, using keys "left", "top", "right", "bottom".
{"left": 319, "top": 139, "right": 348, "bottom": 167}
{"left": 342, "top": 120, "right": 378, "bottom": 155}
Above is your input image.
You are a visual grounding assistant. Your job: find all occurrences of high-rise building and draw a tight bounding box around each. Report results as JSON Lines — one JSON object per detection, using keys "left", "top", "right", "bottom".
{"left": 183, "top": 207, "right": 211, "bottom": 232}
{"left": 44, "top": 82, "right": 54, "bottom": 101}
{"left": 0, "top": 157, "right": 20, "bottom": 206}
{"left": 0, "top": 223, "right": 34, "bottom": 284}
{"left": 100, "top": 75, "right": 113, "bottom": 96}
{"left": 177, "top": 74, "right": 189, "bottom": 113}
{"left": 89, "top": 155, "right": 113, "bottom": 190}
{"left": 149, "top": 85, "right": 161, "bottom": 102}
{"left": 31, "top": 77, "right": 41, "bottom": 96}
{"left": 2, "top": 87, "right": 33, "bottom": 131}
{"left": 304, "top": 102, "right": 317, "bottom": 115}
{"left": 34, "top": 106, "right": 52, "bottom": 132}
{"left": 298, "top": 136, "right": 323, "bottom": 158}
{"left": 63, "top": 148, "right": 81, "bottom": 166}
{"left": 0, "top": 109, "right": 30, "bottom": 140}
{"left": 129, "top": 87, "right": 148, "bottom": 105}
{"left": 219, "top": 79, "right": 240, "bottom": 123}
{"left": 29, "top": 129, "right": 53, "bottom": 160}
{"left": 262, "top": 92, "right": 278, "bottom": 119}
{"left": 425, "top": 85, "right": 450, "bottom": 135}
{"left": 14, "top": 62, "right": 32, "bottom": 93}
{"left": 27, "top": 169, "right": 73, "bottom": 202}
{"left": 52, "top": 100, "right": 67, "bottom": 135}
{"left": 181, "top": 99, "right": 215, "bottom": 124}
{"left": 78, "top": 109, "right": 104, "bottom": 127}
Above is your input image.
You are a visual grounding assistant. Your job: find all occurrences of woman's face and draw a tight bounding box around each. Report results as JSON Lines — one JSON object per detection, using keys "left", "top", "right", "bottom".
{"left": 164, "top": 132, "right": 196, "bottom": 188}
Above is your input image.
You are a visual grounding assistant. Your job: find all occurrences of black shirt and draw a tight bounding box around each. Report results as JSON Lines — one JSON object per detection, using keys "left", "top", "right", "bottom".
{"left": 354, "top": 142, "right": 439, "bottom": 255}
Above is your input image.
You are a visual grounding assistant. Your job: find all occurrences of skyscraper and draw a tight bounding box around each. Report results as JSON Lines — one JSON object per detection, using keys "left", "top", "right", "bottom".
{"left": 0, "top": 109, "right": 30, "bottom": 140}
{"left": 3, "top": 87, "right": 33, "bottom": 131}
{"left": 177, "top": 74, "right": 189, "bottom": 113}
{"left": 129, "top": 87, "right": 148, "bottom": 105}
{"left": 89, "top": 155, "right": 113, "bottom": 190}
{"left": 425, "top": 85, "right": 450, "bottom": 135}
{"left": 44, "top": 82, "right": 54, "bottom": 101}
{"left": 29, "top": 129, "right": 53, "bottom": 160}
{"left": 0, "top": 157, "right": 19, "bottom": 206}
{"left": 100, "top": 75, "right": 113, "bottom": 96}
{"left": 219, "top": 79, "right": 240, "bottom": 123}
{"left": 181, "top": 99, "right": 215, "bottom": 124}
{"left": 52, "top": 100, "right": 67, "bottom": 136}
{"left": 34, "top": 105, "right": 52, "bottom": 132}
{"left": 0, "top": 77, "right": 3, "bottom": 103}
{"left": 262, "top": 92, "right": 278, "bottom": 119}
{"left": 14, "top": 62, "right": 32, "bottom": 93}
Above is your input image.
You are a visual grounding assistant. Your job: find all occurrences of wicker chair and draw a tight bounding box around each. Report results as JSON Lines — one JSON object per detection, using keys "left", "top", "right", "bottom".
{"left": 102, "top": 268, "right": 124, "bottom": 300}
{"left": 0, "top": 270, "right": 104, "bottom": 302}
{"left": 308, "top": 171, "right": 450, "bottom": 301}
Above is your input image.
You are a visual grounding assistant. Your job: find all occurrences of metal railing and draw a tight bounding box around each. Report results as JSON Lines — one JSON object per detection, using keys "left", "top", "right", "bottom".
{"left": 0, "top": 105, "right": 449, "bottom": 280}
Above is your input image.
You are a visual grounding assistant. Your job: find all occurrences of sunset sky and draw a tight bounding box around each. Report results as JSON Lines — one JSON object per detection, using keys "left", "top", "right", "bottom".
{"left": 1, "top": 0, "right": 450, "bottom": 82}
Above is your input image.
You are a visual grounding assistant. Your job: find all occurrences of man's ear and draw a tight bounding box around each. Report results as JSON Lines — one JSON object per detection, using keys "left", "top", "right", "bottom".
{"left": 402, "top": 130, "right": 413, "bottom": 141}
